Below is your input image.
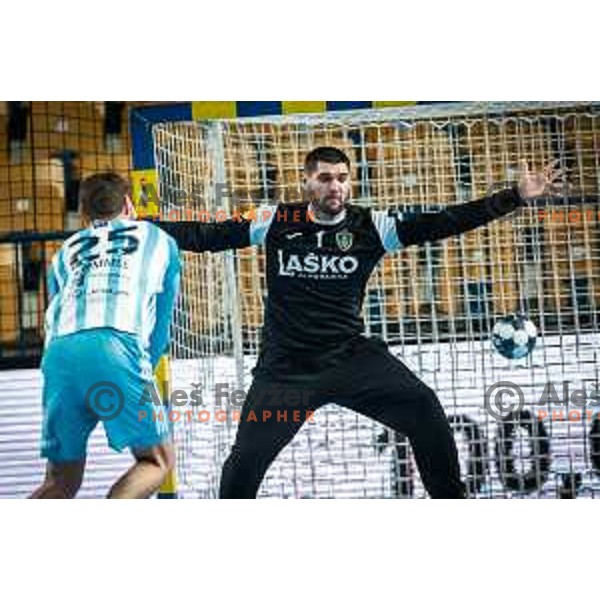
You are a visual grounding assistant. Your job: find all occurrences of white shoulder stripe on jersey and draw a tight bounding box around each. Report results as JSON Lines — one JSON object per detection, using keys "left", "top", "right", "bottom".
{"left": 249, "top": 206, "right": 277, "bottom": 246}
{"left": 372, "top": 210, "right": 403, "bottom": 253}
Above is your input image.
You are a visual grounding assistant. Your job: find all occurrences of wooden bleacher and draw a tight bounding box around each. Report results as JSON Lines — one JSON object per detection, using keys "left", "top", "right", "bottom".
{"left": 0, "top": 159, "right": 65, "bottom": 233}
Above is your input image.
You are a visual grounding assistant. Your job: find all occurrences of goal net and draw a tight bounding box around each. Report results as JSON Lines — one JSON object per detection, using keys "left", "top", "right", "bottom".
{"left": 150, "top": 101, "right": 600, "bottom": 498}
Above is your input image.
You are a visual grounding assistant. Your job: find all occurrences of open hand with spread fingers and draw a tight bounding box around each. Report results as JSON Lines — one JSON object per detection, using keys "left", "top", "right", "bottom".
{"left": 517, "top": 159, "right": 567, "bottom": 201}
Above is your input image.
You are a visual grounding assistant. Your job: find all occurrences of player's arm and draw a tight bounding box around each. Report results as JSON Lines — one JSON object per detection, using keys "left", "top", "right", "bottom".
{"left": 395, "top": 185, "right": 525, "bottom": 248}
{"left": 46, "top": 250, "right": 66, "bottom": 303}
{"left": 147, "top": 206, "right": 276, "bottom": 253}
{"left": 147, "top": 236, "right": 181, "bottom": 369}
{"left": 377, "top": 160, "right": 565, "bottom": 251}
{"left": 372, "top": 186, "right": 524, "bottom": 253}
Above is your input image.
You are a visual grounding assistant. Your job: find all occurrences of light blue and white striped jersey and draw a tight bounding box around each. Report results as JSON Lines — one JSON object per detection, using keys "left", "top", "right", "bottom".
{"left": 45, "top": 218, "right": 181, "bottom": 367}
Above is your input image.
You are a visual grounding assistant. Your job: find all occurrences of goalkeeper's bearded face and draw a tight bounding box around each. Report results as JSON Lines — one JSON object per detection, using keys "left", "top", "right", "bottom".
{"left": 305, "top": 161, "right": 351, "bottom": 216}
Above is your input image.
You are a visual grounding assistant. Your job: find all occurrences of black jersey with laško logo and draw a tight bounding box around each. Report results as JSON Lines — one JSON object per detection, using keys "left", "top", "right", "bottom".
{"left": 155, "top": 186, "right": 525, "bottom": 378}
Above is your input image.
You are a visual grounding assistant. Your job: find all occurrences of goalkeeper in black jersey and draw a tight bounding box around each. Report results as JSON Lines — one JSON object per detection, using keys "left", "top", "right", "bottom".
{"left": 156, "top": 147, "right": 563, "bottom": 498}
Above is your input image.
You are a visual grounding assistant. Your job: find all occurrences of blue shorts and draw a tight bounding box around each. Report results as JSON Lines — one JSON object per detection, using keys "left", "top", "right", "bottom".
{"left": 41, "top": 328, "right": 170, "bottom": 463}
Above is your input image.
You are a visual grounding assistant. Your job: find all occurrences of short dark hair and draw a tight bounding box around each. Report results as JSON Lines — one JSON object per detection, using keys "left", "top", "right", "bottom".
{"left": 304, "top": 146, "right": 350, "bottom": 174}
{"left": 79, "top": 172, "right": 131, "bottom": 221}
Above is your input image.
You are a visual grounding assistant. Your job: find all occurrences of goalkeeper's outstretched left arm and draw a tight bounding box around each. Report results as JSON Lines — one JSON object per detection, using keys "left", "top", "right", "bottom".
{"left": 389, "top": 160, "right": 566, "bottom": 250}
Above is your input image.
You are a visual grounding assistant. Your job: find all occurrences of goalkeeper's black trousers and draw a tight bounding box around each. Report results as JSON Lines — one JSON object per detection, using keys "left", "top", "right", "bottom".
{"left": 219, "top": 336, "right": 466, "bottom": 499}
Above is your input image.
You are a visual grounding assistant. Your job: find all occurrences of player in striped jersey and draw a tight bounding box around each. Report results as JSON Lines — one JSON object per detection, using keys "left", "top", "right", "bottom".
{"left": 30, "top": 173, "right": 181, "bottom": 499}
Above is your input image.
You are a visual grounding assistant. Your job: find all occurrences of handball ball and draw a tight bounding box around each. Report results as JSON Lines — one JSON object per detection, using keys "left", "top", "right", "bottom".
{"left": 491, "top": 314, "right": 538, "bottom": 359}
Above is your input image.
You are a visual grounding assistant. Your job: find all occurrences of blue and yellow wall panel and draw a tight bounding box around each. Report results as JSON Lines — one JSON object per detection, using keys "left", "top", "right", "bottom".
{"left": 187, "top": 100, "right": 416, "bottom": 122}
{"left": 130, "top": 101, "right": 419, "bottom": 193}
{"left": 192, "top": 101, "right": 238, "bottom": 120}
{"left": 131, "top": 168, "right": 159, "bottom": 217}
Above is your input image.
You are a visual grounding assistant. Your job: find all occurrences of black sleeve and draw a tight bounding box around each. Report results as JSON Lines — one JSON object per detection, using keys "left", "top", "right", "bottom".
{"left": 147, "top": 217, "right": 252, "bottom": 253}
{"left": 395, "top": 186, "right": 526, "bottom": 248}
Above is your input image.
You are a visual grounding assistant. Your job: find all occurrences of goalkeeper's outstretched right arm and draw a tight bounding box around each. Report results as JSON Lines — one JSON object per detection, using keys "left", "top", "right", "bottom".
{"left": 148, "top": 206, "right": 276, "bottom": 253}
{"left": 152, "top": 218, "right": 250, "bottom": 252}
{"left": 149, "top": 218, "right": 251, "bottom": 252}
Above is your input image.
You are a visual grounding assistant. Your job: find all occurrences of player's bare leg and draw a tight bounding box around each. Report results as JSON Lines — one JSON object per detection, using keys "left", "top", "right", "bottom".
{"left": 30, "top": 460, "right": 86, "bottom": 499}
{"left": 107, "top": 442, "right": 175, "bottom": 499}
